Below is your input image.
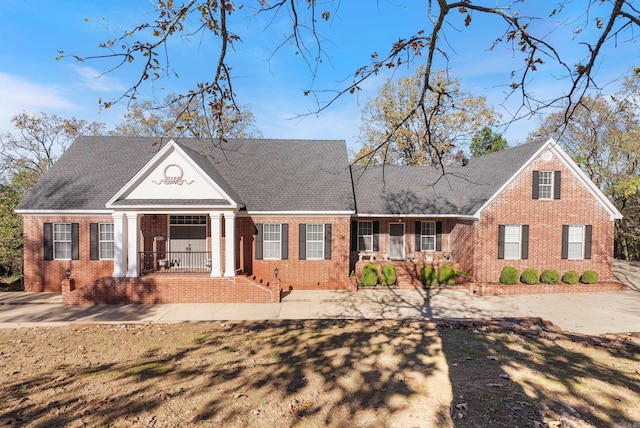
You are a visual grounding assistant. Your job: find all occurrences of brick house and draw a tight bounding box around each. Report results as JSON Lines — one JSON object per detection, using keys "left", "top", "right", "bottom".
{"left": 15, "top": 136, "right": 621, "bottom": 303}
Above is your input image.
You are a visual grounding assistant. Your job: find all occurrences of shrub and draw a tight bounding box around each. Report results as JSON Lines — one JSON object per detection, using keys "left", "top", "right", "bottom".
{"left": 520, "top": 268, "right": 539, "bottom": 285}
{"left": 420, "top": 266, "right": 437, "bottom": 287}
{"left": 380, "top": 265, "right": 397, "bottom": 286}
{"left": 360, "top": 264, "right": 378, "bottom": 287}
{"left": 562, "top": 270, "right": 579, "bottom": 285}
{"left": 438, "top": 264, "right": 456, "bottom": 285}
{"left": 500, "top": 266, "right": 519, "bottom": 285}
{"left": 580, "top": 270, "right": 599, "bottom": 284}
{"left": 540, "top": 269, "right": 560, "bottom": 284}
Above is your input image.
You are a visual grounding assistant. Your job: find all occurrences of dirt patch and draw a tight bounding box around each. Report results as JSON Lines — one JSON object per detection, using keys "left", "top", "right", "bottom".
{"left": 0, "top": 319, "right": 638, "bottom": 427}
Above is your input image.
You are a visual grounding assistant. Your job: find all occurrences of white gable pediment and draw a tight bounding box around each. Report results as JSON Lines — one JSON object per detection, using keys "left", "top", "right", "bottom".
{"left": 107, "top": 140, "right": 236, "bottom": 208}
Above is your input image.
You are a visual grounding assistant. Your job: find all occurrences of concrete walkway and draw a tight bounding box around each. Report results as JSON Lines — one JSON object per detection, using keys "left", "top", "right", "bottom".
{"left": 1, "top": 260, "right": 638, "bottom": 335}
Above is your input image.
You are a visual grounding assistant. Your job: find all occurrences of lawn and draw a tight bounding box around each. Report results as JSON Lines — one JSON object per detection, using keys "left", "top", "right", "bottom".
{"left": 0, "top": 319, "right": 638, "bottom": 427}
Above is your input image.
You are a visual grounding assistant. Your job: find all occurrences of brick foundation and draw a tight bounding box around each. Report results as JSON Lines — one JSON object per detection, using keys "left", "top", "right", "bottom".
{"left": 62, "top": 274, "right": 280, "bottom": 305}
{"left": 467, "top": 281, "right": 628, "bottom": 296}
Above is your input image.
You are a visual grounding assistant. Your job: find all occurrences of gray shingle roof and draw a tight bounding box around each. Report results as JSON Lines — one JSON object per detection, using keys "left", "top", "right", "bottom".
{"left": 351, "top": 139, "right": 547, "bottom": 216}
{"left": 17, "top": 137, "right": 356, "bottom": 212}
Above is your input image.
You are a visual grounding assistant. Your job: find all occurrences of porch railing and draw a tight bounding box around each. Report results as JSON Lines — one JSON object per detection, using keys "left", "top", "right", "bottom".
{"left": 138, "top": 251, "right": 213, "bottom": 274}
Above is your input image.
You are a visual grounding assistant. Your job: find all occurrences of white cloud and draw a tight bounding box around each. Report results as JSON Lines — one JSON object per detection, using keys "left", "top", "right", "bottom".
{"left": 0, "top": 72, "right": 77, "bottom": 131}
{"left": 73, "top": 66, "right": 126, "bottom": 92}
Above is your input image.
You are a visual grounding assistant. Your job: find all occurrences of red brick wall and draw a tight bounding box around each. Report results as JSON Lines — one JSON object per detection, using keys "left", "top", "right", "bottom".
{"left": 449, "top": 219, "right": 475, "bottom": 278}
{"left": 473, "top": 150, "right": 616, "bottom": 282}
{"left": 23, "top": 214, "right": 116, "bottom": 292}
{"left": 240, "top": 215, "right": 352, "bottom": 290}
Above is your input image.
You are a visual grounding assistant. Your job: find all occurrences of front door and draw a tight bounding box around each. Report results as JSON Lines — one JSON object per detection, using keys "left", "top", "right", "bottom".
{"left": 389, "top": 223, "right": 405, "bottom": 260}
{"left": 169, "top": 215, "right": 208, "bottom": 268}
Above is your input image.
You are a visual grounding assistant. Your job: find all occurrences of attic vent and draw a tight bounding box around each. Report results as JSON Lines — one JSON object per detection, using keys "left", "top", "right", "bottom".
{"left": 462, "top": 158, "right": 469, "bottom": 166}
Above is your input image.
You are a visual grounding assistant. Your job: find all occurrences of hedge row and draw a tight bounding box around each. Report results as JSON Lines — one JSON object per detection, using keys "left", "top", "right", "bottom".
{"left": 500, "top": 266, "right": 599, "bottom": 285}
{"left": 358, "top": 264, "right": 397, "bottom": 287}
{"left": 420, "top": 264, "right": 467, "bottom": 286}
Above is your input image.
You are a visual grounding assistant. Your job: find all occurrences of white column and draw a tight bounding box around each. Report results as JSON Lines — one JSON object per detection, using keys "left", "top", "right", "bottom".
{"left": 210, "top": 212, "right": 223, "bottom": 277}
{"left": 112, "top": 212, "right": 126, "bottom": 277}
{"left": 223, "top": 211, "right": 236, "bottom": 277}
{"left": 126, "top": 212, "right": 140, "bottom": 277}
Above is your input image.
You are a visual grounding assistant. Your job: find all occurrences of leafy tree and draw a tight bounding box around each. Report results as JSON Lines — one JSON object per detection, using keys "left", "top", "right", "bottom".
{"left": 529, "top": 72, "right": 640, "bottom": 260}
{"left": 470, "top": 127, "right": 508, "bottom": 158}
{"left": 353, "top": 68, "right": 497, "bottom": 166}
{"left": 0, "top": 112, "right": 106, "bottom": 277}
{"left": 61, "top": 1, "right": 640, "bottom": 155}
{"left": 110, "top": 95, "right": 262, "bottom": 139}
{"left": 0, "top": 112, "right": 105, "bottom": 185}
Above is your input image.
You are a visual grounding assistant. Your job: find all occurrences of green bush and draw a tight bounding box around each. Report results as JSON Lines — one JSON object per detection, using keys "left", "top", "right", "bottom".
{"left": 420, "top": 265, "right": 437, "bottom": 287}
{"left": 540, "top": 269, "right": 560, "bottom": 284}
{"left": 360, "top": 264, "right": 379, "bottom": 287}
{"left": 520, "top": 268, "right": 539, "bottom": 285}
{"left": 580, "top": 270, "right": 599, "bottom": 284}
{"left": 562, "top": 270, "right": 579, "bottom": 285}
{"left": 380, "top": 264, "right": 397, "bottom": 286}
{"left": 500, "top": 266, "right": 519, "bottom": 285}
{"left": 438, "top": 264, "right": 456, "bottom": 285}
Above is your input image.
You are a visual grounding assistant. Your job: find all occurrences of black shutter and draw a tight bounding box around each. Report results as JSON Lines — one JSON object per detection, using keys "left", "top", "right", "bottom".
{"left": 71, "top": 223, "right": 80, "bottom": 260}
{"left": 436, "top": 221, "right": 443, "bottom": 251}
{"left": 498, "top": 225, "right": 505, "bottom": 259}
{"left": 298, "top": 224, "right": 306, "bottom": 260}
{"left": 561, "top": 225, "right": 569, "bottom": 259}
{"left": 585, "top": 225, "right": 592, "bottom": 259}
{"left": 373, "top": 221, "right": 379, "bottom": 251}
{"left": 281, "top": 224, "right": 288, "bottom": 260}
{"left": 324, "top": 224, "right": 332, "bottom": 260}
{"left": 90, "top": 223, "right": 99, "bottom": 260}
{"left": 415, "top": 221, "right": 422, "bottom": 251}
{"left": 44, "top": 223, "right": 53, "bottom": 260}
{"left": 554, "top": 171, "right": 562, "bottom": 199}
{"left": 255, "top": 224, "right": 263, "bottom": 260}
{"left": 521, "top": 225, "right": 529, "bottom": 259}
{"left": 532, "top": 171, "right": 540, "bottom": 199}
{"left": 351, "top": 220, "right": 358, "bottom": 251}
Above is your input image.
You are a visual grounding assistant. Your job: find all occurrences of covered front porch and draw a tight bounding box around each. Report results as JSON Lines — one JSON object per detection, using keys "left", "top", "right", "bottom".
{"left": 111, "top": 211, "right": 238, "bottom": 278}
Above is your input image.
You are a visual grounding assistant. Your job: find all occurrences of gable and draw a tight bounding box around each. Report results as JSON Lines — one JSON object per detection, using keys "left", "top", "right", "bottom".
{"left": 107, "top": 140, "right": 236, "bottom": 209}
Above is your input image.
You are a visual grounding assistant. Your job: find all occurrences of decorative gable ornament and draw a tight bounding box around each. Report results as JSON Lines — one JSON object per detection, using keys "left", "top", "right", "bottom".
{"left": 152, "top": 164, "right": 195, "bottom": 185}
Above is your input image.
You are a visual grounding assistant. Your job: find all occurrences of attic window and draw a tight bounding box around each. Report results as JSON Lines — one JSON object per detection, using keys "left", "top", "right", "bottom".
{"left": 538, "top": 171, "right": 553, "bottom": 199}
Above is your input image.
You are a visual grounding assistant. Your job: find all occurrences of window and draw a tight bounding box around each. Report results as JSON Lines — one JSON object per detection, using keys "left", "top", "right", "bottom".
{"left": 53, "top": 223, "right": 72, "bottom": 260}
{"left": 503, "top": 225, "right": 521, "bottom": 259}
{"left": 170, "top": 215, "right": 207, "bottom": 225}
{"left": 538, "top": 171, "right": 553, "bottom": 199}
{"left": 498, "top": 224, "right": 529, "bottom": 260}
{"left": 533, "top": 170, "right": 561, "bottom": 199}
{"left": 99, "top": 223, "right": 114, "bottom": 259}
{"left": 263, "top": 223, "right": 281, "bottom": 259}
{"left": 567, "top": 225, "right": 583, "bottom": 259}
{"left": 306, "top": 224, "right": 324, "bottom": 260}
{"left": 420, "top": 221, "right": 436, "bottom": 251}
{"left": 358, "top": 221, "right": 373, "bottom": 251}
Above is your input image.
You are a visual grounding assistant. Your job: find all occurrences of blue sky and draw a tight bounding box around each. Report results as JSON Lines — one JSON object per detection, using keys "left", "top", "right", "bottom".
{"left": 0, "top": 1, "right": 637, "bottom": 152}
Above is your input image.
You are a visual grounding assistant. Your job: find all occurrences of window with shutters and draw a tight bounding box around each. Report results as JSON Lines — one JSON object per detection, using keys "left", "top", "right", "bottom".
{"left": 99, "top": 223, "right": 114, "bottom": 259}
{"left": 503, "top": 225, "right": 521, "bottom": 260}
{"left": 357, "top": 221, "right": 373, "bottom": 251}
{"left": 538, "top": 171, "right": 553, "bottom": 199}
{"left": 263, "top": 223, "right": 281, "bottom": 259}
{"left": 567, "top": 225, "right": 584, "bottom": 259}
{"left": 53, "top": 223, "right": 72, "bottom": 260}
{"left": 420, "top": 221, "right": 436, "bottom": 251}
{"left": 306, "top": 224, "right": 324, "bottom": 260}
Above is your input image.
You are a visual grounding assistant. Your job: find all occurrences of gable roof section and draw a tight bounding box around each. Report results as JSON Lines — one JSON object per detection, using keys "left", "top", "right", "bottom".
{"left": 352, "top": 139, "right": 546, "bottom": 217}
{"left": 16, "top": 137, "right": 356, "bottom": 213}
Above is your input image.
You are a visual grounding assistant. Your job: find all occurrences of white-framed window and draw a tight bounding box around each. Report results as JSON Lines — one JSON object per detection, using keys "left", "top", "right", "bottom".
{"left": 538, "top": 170, "right": 553, "bottom": 199}
{"left": 263, "top": 223, "right": 282, "bottom": 260}
{"left": 420, "top": 221, "right": 436, "bottom": 251}
{"left": 53, "top": 223, "right": 72, "bottom": 260}
{"left": 99, "top": 223, "right": 114, "bottom": 259}
{"left": 358, "top": 221, "right": 373, "bottom": 251}
{"left": 503, "top": 225, "right": 521, "bottom": 260}
{"left": 567, "top": 225, "right": 584, "bottom": 259}
{"left": 306, "top": 224, "right": 324, "bottom": 260}
{"left": 170, "top": 215, "right": 207, "bottom": 225}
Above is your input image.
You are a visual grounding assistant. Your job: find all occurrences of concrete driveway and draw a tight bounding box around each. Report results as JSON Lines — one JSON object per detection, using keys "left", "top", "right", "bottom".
{"left": 0, "top": 260, "right": 638, "bottom": 335}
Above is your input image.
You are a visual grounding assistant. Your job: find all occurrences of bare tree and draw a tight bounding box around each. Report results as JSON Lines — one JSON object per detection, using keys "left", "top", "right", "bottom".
{"left": 59, "top": 1, "right": 640, "bottom": 157}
